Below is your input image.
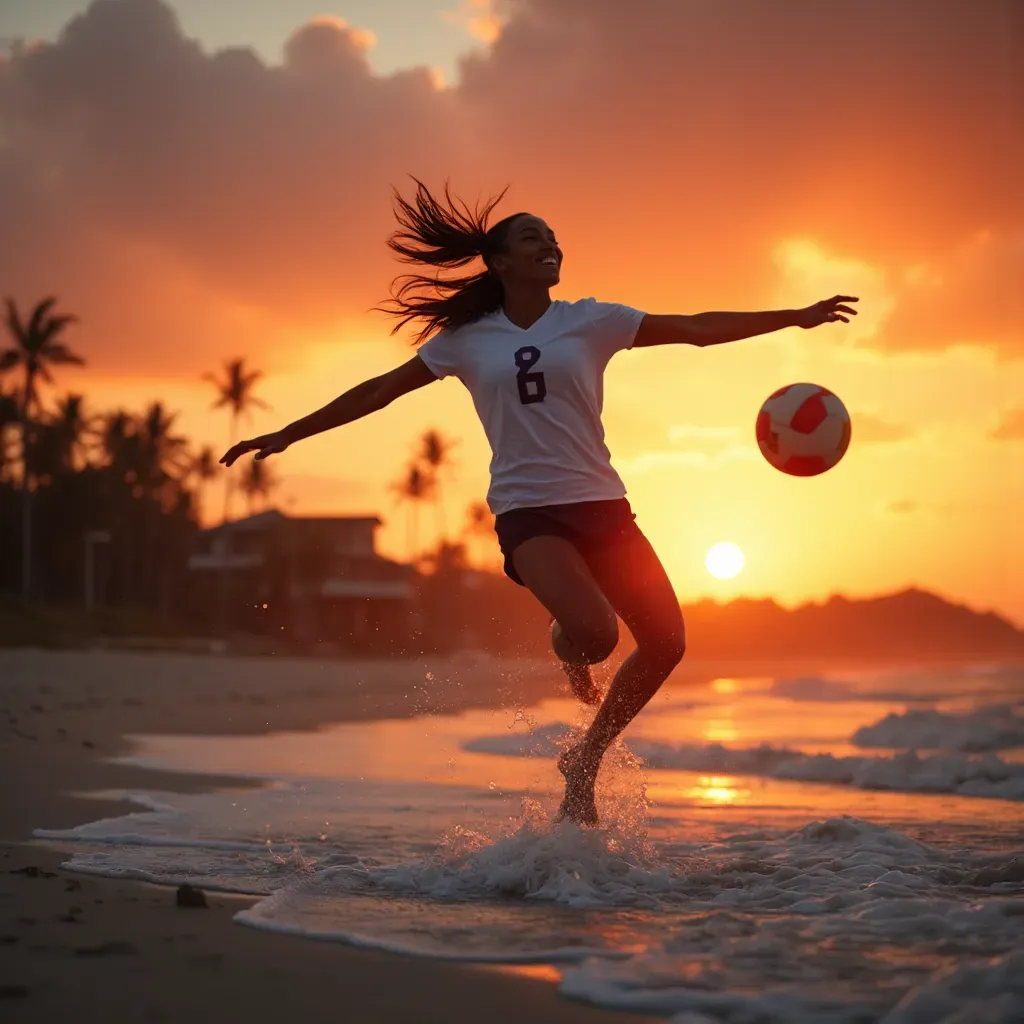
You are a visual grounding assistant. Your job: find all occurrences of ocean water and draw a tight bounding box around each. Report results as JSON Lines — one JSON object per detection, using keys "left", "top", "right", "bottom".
{"left": 37, "top": 662, "right": 1024, "bottom": 1023}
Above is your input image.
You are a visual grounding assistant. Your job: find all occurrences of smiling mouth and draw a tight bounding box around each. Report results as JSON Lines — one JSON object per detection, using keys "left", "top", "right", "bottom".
{"left": 538, "top": 256, "right": 559, "bottom": 267}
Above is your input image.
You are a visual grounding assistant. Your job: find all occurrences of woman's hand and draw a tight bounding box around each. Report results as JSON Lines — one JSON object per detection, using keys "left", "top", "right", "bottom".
{"left": 220, "top": 430, "right": 291, "bottom": 467}
{"left": 795, "top": 295, "right": 859, "bottom": 329}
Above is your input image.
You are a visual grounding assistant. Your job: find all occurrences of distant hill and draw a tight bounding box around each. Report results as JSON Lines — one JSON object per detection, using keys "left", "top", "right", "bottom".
{"left": 678, "top": 588, "right": 1024, "bottom": 660}
{"left": 4, "top": 579, "right": 1019, "bottom": 662}
{"left": 421, "top": 567, "right": 1024, "bottom": 660}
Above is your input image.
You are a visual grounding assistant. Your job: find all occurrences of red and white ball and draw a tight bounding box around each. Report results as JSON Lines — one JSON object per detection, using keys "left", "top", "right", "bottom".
{"left": 756, "top": 383, "right": 851, "bottom": 477}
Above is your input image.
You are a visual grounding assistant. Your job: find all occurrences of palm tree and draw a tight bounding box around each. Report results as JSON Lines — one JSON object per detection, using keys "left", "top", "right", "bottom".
{"left": 50, "top": 393, "right": 93, "bottom": 473}
{"left": 391, "top": 462, "right": 435, "bottom": 561}
{"left": 135, "top": 402, "right": 188, "bottom": 600}
{"left": 239, "top": 455, "right": 277, "bottom": 515}
{"left": 186, "top": 445, "right": 219, "bottom": 524}
{"left": 0, "top": 387, "right": 19, "bottom": 586}
{"left": 417, "top": 428, "right": 458, "bottom": 545}
{"left": 463, "top": 500, "right": 497, "bottom": 568}
{"left": 0, "top": 386, "right": 18, "bottom": 484}
{"left": 204, "top": 358, "right": 269, "bottom": 522}
{"left": 138, "top": 402, "right": 189, "bottom": 507}
{"left": 97, "top": 409, "right": 142, "bottom": 600}
{"left": 1, "top": 297, "right": 84, "bottom": 597}
{"left": 100, "top": 410, "right": 140, "bottom": 482}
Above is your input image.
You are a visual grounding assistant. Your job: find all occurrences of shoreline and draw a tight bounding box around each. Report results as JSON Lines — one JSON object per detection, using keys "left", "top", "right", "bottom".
{"left": 0, "top": 648, "right": 660, "bottom": 1023}
{"left": 3, "top": 646, "right": 1011, "bottom": 836}
{"left": 2, "top": 647, "right": 1014, "bottom": 1022}
{"left": 1, "top": 844, "right": 649, "bottom": 1023}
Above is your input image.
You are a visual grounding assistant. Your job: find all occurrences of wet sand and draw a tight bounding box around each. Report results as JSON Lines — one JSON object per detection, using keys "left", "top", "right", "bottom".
{"left": 0, "top": 647, "right": 656, "bottom": 1023}
{"left": 1, "top": 646, "right": 940, "bottom": 1022}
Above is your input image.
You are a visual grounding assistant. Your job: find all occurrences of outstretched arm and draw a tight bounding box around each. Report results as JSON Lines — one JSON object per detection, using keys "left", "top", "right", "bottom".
{"left": 220, "top": 354, "right": 438, "bottom": 466}
{"left": 633, "top": 295, "right": 858, "bottom": 349}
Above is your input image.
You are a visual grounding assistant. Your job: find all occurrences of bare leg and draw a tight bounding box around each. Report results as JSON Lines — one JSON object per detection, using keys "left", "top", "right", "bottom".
{"left": 511, "top": 536, "right": 620, "bottom": 822}
{"left": 512, "top": 534, "right": 619, "bottom": 697}
{"left": 557, "top": 533, "right": 686, "bottom": 824}
{"left": 550, "top": 619, "right": 602, "bottom": 705}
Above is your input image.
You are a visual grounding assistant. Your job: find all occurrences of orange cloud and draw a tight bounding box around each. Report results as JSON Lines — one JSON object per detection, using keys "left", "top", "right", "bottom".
{"left": 667, "top": 425, "right": 740, "bottom": 445}
{"left": 879, "top": 232, "right": 1024, "bottom": 356}
{"left": 851, "top": 413, "right": 915, "bottom": 445}
{"left": 443, "top": 1, "right": 503, "bottom": 45}
{"left": 285, "top": 17, "right": 378, "bottom": 69}
{"left": 618, "top": 445, "right": 757, "bottom": 475}
{"left": 0, "top": 0, "right": 1021, "bottom": 379}
{"left": 991, "top": 409, "right": 1024, "bottom": 441}
{"left": 887, "top": 500, "right": 919, "bottom": 515}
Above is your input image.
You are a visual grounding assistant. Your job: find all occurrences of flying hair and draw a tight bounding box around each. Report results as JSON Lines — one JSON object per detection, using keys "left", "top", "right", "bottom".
{"left": 377, "top": 178, "right": 527, "bottom": 344}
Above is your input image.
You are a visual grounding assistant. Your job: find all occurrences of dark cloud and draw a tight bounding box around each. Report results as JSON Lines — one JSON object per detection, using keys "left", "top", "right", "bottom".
{"left": 0, "top": 0, "right": 1021, "bottom": 373}
{"left": 0, "top": 0, "right": 456, "bottom": 369}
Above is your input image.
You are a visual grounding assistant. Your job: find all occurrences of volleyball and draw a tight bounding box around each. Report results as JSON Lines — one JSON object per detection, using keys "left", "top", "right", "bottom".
{"left": 756, "top": 383, "right": 851, "bottom": 476}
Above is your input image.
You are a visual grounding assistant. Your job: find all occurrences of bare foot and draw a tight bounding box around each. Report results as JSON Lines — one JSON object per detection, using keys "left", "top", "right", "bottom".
{"left": 562, "top": 661, "right": 602, "bottom": 706}
{"left": 555, "top": 745, "right": 599, "bottom": 826}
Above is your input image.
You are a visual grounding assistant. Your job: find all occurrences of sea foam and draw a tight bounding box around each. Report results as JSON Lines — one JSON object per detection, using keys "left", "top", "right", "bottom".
{"left": 464, "top": 725, "right": 1024, "bottom": 800}
{"left": 852, "top": 707, "right": 1024, "bottom": 752}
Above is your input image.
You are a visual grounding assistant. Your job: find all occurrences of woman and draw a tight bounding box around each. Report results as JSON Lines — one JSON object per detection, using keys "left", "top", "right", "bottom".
{"left": 221, "top": 181, "right": 857, "bottom": 825}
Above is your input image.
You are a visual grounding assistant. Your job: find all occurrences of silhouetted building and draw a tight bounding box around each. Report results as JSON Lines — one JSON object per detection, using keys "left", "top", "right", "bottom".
{"left": 188, "top": 509, "right": 415, "bottom": 652}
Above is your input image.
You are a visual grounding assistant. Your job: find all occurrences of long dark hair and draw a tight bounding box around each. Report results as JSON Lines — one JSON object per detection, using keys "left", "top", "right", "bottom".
{"left": 378, "top": 178, "right": 527, "bottom": 344}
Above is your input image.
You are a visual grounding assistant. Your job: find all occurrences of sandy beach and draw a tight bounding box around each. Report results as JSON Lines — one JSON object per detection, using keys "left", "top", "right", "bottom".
{"left": 4, "top": 648, "right": 1021, "bottom": 1023}
{"left": 0, "top": 647, "right": 656, "bottom": 1024}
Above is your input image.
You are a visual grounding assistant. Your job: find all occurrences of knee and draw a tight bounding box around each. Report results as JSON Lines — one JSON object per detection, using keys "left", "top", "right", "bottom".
{"left": 641, "top": 627, "right": 686, "bottom": 673}
{"left": 561, "top": 617, "right": 619, "bottom": 664}
{"left": 579, "top": 619, "right": 620, "bottom": 663}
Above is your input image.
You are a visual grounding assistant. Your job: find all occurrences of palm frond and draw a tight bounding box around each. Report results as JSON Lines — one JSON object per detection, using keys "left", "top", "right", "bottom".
{"left": 42, "top": 342, "right": 85, "bottom": 365}
{"left": 4, "top": 298, "right": 27, "bottom": 343}
{"left": 40, "top": 317, "right": 79, "bottom": 344}
{"left": 26, "top": 297, "right": 59, "bottom": 338}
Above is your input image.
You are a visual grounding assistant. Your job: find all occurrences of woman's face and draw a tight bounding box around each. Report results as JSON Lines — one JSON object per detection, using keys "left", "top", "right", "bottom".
{"left": 492, "top": 214, "right": 562, "bottom": 287}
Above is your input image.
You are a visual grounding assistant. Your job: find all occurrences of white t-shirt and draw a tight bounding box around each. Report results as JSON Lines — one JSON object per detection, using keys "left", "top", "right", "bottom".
{"left": 417, "top": 297, "right": 645, "bottom": 515}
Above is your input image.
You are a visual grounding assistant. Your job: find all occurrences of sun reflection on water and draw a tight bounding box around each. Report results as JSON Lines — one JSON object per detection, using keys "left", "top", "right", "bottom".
{"left": 704, "top": 719, "right": 738, "bottom": 742}
{"left": 685, "top": 775, "right": 743, "bottom": 804}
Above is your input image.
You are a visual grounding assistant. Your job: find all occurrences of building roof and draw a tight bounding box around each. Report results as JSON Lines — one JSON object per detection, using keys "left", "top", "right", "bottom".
{"left": 202, "top": 508, "right": 382, "bottom": 535}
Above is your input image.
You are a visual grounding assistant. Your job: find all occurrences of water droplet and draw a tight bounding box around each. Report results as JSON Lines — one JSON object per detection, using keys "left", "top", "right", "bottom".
{"left": 488, "top": 781, "right": 497, "bottom": 790}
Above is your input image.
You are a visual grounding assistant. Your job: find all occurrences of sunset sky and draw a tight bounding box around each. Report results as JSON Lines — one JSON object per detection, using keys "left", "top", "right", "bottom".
{"left": 1, "top": 0, "right": 1022, "bottom": 623}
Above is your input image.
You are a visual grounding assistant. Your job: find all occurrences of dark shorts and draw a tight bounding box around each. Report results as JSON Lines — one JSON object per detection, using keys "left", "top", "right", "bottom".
{"left": 494, "top": 498, "right": 642, "bottom": 586}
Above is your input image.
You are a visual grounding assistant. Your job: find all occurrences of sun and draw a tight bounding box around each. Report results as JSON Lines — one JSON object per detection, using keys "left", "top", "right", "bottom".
{"left": 705, "top": 542, "right": 745, "bottom": 580}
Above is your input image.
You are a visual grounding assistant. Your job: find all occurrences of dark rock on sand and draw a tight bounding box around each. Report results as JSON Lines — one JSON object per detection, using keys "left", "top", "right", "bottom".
{"left": 9, "top": 865, "right": 57, "bottom": 878}
{"left": 175, "top": 884, "right": 208, "bottom": 908}
{"left": 75, "top": 941, "right": 138, "bottom": 957}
